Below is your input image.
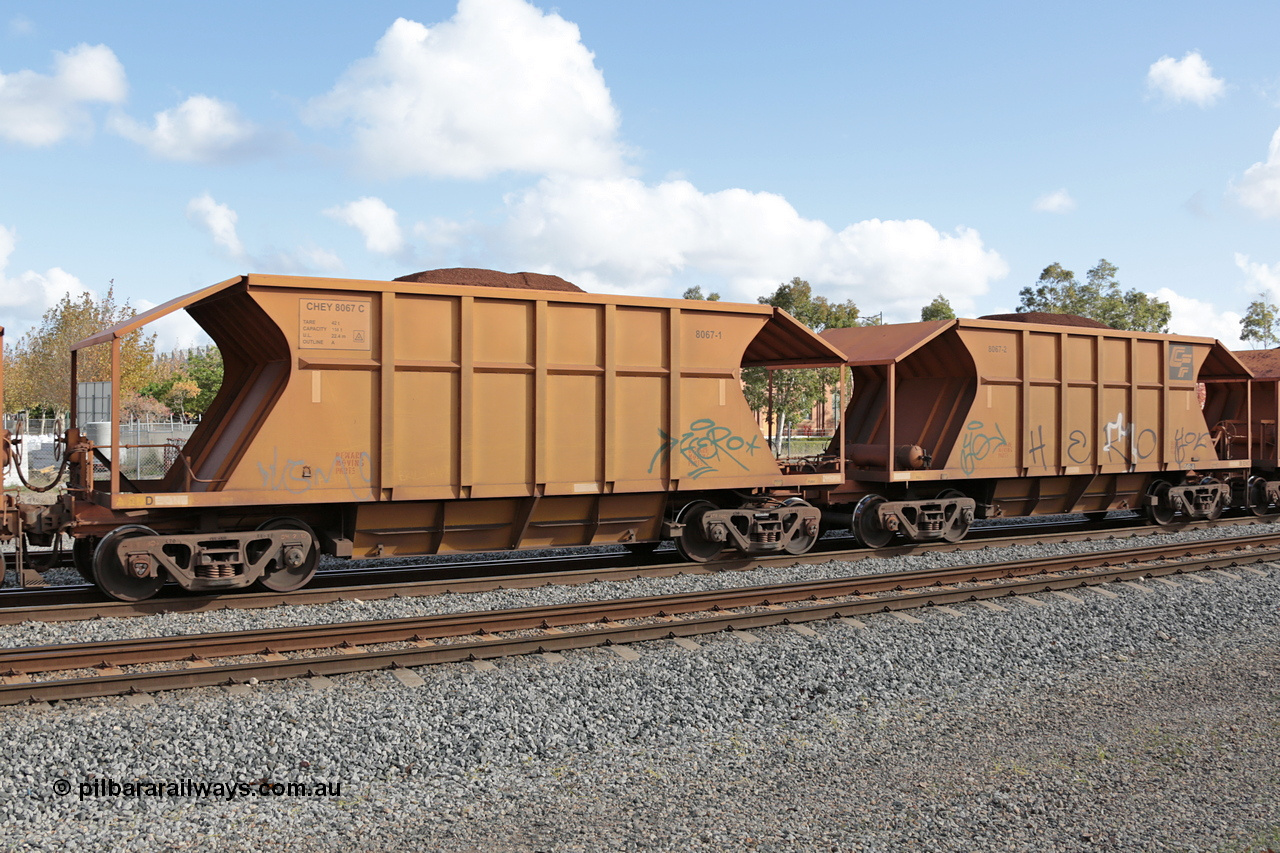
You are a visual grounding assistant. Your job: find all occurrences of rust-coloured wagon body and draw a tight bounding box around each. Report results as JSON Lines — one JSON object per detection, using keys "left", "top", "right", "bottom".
{"left": 1232, "top": 348, "right": 1280, "bottom": 473}
{"left": 0, "top": 326, "right": 16, "bottom": 550}
{"left": 819, "top": 317, "right": 1257, "bottom": 545}
{"left": 23, "top": 274, "right": 845, "bottom": 599}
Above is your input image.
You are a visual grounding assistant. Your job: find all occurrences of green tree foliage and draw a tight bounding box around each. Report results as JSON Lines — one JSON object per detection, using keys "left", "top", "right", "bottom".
{"left": 140, "top": 345, "right": 223, "bottom": 417}
{"left": 1240, "top": 296, "right": 1280, "bottom": 347}
{"left": 743, "top": 278, "right": 860, "bottom": 434}
{"left": 682, "top": 285, "right": 721, "bottom": 301}
{"left": 1017, "top": 259, "right": 1171, "bottom": 332}
{"left": 4, "top": 287, "right": 157, "bottom": 414}
{"left": 921, "top": 294, "right": 956, "bottom": 321}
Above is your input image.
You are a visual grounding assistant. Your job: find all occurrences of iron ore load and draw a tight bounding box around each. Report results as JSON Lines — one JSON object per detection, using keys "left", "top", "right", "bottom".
{"left": 818, "top": 314, "right": 1274, "bottom": 547}
{"left": 5, "top": 271, "right": 846, "bottom": 600}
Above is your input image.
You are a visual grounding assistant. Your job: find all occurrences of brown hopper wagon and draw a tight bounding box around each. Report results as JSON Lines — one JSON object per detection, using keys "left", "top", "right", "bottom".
{"left": 0, "top": 326, "right": 18, "bottom": 554}
{"left": 818, "top": 316, "right": 1267, "bottom": 546}
{"left": 1232, "top": 347, "right": 1280, "bottom": 490}
{"left": 14, "top": 273, "right": 846, "bottom": 600}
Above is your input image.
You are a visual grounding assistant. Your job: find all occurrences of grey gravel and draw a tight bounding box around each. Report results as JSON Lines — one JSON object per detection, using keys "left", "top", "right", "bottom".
{"left": 0, "top": 524, "right": 1278, "bottom": 851}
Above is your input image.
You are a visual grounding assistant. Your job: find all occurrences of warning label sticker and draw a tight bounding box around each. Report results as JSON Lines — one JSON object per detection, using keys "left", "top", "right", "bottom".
{"left": 299, "top": 298, "right": 372, "bottom": 350}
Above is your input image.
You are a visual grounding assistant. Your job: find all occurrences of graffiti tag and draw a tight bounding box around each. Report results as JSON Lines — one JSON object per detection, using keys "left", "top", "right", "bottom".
{"left": 1101, "top": 412, "right": 1156, "bottom": 462}
{"left": 1173, "top": 427, "right": 1211, "bottom": 467}
{"left": 258, "top": 448, "right": 373, "bottom": 495}
{"left": 649, "top": 419, "right": 761, "bottom": 479}
{"left": 960, "top": 420, "right": 1008, "bottom": 477}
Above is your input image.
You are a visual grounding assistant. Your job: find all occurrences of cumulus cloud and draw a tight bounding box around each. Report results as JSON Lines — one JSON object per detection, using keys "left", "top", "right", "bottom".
{"left": 1234, "top": 126, "right": 1280, "bottom": 218}
{"left": 1236, "top": 253, "right": 1280, "bottom": 298}
{"left": 185, "top": 194, "right": 343, "bottom": 275}
{"left": 1154, "top": 287, "right": 1245, "bottom": 349}
{"left": 0, "top": 43, "right": 127, "bottom": 145}
{"left": 186, "top": 194, "right": 246, "bottom": 260}
{"left": 132, "top": 298, "right": 212, "bottom": 351}
{"left": 1032, "top": 189, "right": 1076, "bottom": 214}
{"left": 325, "top": 197, "right": 405, "bottom": 255}
{"left": 0, "top": 224, "right": 90, "bottom": 341}
{"left": 485, "top": 176, "right": 1007, "bottom": 317}
{"left": 110, "top": 95, "right": 265, "bottom": 163}
{"left": 1146, "top": 51, "right": 1225, "bottom": 107}
{"left": 305, "top": 0, "right": 625, "bottom": 179}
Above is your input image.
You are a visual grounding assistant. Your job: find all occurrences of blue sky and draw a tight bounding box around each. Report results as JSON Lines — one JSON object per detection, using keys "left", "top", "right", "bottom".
{"left": 2, "top": 0, "right": 1279, "bottom": 350}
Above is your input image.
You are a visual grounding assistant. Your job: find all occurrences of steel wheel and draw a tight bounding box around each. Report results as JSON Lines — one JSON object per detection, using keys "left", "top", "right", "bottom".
{"left": 1145, "top": 481, "right": 1176, "bottom": 527}
{"left": 92, "top": 525, "right": 164, "bottom": 602}
{"left": 674, "top": 501, "right": 726, "bottom": 563}
{"left": 937, "top": 489, "right": 971, "bottom": 544}
{"left": 782, "top": 499, "right": 819, "bottom": 555}
{"left": 254, "top": 518, "right": 320, "bottom": 592}
{"left": 72, "top": 536, "right": 97, "bottom": 584}
{"left": 852, "top": 495, "right": 894, "bottom": 549}
{"left": 1248, "top": 476, "right": 1279, "bottom": 520}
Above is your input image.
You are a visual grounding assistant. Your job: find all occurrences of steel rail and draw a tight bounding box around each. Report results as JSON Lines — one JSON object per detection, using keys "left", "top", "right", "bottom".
{"left": 0, "top": 539, "right": 1274, "bottom": 705}
{"left": 1, "top": 514, "right": 1273, "bottom": 625}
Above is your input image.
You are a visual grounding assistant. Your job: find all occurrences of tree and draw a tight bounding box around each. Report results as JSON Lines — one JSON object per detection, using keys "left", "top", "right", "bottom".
{"left": 682, "top": 285, "right": 720, "bottom": 301}
{"left": 1240, "top": 296, "right": 1280, "bottom": 347}
{"left": 743, "top": 278, "right": 860, "bottom": 434}
{"left": 921, "top": 295, "right": 956, "bottom": 321}
{"left": 4, "top": 287, "right": 157, "bottom": 414}
{"left": 184, "top": 346, "right": 223, "bottom": 415}
{"left": 138, "top": 346, "right": 223, "bottom": 418}
{"left": 1017, "top": 259, "right": 1171, "bottom": 332}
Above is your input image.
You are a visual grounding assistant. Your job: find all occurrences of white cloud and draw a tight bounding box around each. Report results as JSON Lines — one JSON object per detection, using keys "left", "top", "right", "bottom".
{"left": 1146, "top": 51, "right": 1225, "bottom": 107}
{"left": 185, "top": 194, "right": 344, "bottom": 275}
{"left": 132, "top": 298, "right": 212, "bottom": 351}
{"left": 110, "top": 95, "right": 264, "bottom": 163}
{"left": 325, "top": 197, "right": 404, "bottom": 255}
{"left": 9, "top": 16, "right": 33, "bottom": 36}
{"left": 186, "top": 194, "right": 246, "bottom": 260}
{"left": 0, "top": 43, "right": 127, "bottom": 145}
{"left": 1236, "top": 253, "right": 1280, "bottom": 297}
{"left": 1154, "top": 287, "right": 1245, "bottom": 349}
{"left": 1234, "top": 126, "right": 1280, "bottom": 218}
{"left": 305, "top": 0, "right": 625, "bottom": 179}
{"left": 482, "top": 176, "right": 1007, "bottom": 318}
{"left": 0, "top": 224, "right": 90, "bottom": 342}
{"left": 1032, "top": 189, "right": 1076, "bottom": 214}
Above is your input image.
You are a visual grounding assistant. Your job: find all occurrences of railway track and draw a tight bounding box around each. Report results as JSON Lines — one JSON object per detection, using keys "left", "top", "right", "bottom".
{"left": 2, "top": 513, "right": 1272, "bottom": 624}
{"left": 2, "top": 529, "right": 1275, "bottom": 705}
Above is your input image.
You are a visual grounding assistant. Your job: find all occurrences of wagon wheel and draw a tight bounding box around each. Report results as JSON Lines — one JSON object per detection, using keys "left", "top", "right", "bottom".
{"left": 1144, "top": 481, "right": 1176, "bottom": 527}
{"left": 937, "top": 489, "right": 971, "bottom": 544}
{"left": 852, "top": 495, "right": 894, "bottom": 549}
{"left": 1248, "top": 476, "right": 1279, "bottom": 520}
{"left": 674, "top": 501, "right": 726, "bottom": 563}
{"left": 72, "top": 536, "right": 98, "bottom": 584}
{"left": 254, "top": 518, "right": 320, "bottom": 592}
{"left": 782, "top": 499, "right": 819, "bottom": 555}
{"left": 92, "top": 525, "right": 165, "bottom": 602}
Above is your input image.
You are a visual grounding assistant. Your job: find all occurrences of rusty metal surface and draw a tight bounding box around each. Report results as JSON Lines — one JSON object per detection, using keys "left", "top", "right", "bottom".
{"left": 824, "top": 318, "right": 1254, "bottom": 515}
{"left": 54, "top": 274, "right": 848, "bottom": 577}
{"left": 0, "top": 539, "right": 1271, "bottom": 705}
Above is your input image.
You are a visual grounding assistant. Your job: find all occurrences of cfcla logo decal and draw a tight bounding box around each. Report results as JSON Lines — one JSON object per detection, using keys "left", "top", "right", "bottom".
{"left": 1168, "top": 345, "right": 1194, "bottom": 382}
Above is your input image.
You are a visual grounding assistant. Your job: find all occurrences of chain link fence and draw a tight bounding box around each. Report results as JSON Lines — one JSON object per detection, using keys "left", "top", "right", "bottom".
{"left": 3, "top": 417, "right": 197, "bottom": 488}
